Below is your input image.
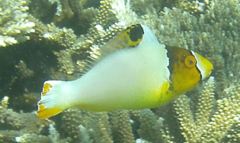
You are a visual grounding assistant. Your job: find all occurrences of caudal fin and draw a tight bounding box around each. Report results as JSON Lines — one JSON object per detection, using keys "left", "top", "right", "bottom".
{"left": 37, "top": 80, "right": 66, "bottom": 119}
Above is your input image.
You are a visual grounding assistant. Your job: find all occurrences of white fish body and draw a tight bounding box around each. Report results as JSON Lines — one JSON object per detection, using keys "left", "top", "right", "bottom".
{"left": 52, "top": 25, "right": 170, "bottom": 111}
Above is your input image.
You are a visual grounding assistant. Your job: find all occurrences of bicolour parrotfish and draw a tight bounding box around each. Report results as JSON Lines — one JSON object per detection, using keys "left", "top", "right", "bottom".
{"left": 37, "top": 24, "right": 213, "bottom": 119}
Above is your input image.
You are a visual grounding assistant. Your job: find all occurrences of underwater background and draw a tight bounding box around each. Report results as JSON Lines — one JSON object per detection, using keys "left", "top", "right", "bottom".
{"left": 0, "top": 0, "right": 239, "bottom": 142}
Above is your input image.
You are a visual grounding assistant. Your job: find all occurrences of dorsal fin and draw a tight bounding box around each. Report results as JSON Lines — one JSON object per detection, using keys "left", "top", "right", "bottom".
{"left": 81, "top": 24, "right": 144, "bottom": 73}
{"left": 98, "top": 24, "right": 144, "bottom": 58}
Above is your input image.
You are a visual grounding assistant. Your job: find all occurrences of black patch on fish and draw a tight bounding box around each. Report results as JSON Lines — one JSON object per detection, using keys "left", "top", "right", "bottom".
{"left": 190, "top": 51, "right": 203, "bottom": 80}
{"left": 166, "top": 46, "right": 174, "bottom": 76}
{"left": 128, "top": 24, "right": 144, "bottom": 42}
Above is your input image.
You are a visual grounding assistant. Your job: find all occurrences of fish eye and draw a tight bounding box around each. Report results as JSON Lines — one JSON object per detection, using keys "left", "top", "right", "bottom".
{"left": 184, "top": 55, "right": 196, "bottom": 68}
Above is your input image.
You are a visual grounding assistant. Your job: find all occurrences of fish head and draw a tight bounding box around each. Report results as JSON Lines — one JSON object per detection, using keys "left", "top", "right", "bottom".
{"left": 167, "top": 47, "right": 213, "bottom": 95}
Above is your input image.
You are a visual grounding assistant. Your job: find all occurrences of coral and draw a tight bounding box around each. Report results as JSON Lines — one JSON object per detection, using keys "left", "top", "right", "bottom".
{"left": 0, "top": 97, "right": 69, "bottom": 143}
{"left": 130, "top": 109, "right": 162, "bottom": 142}
{"left": 175, "top": 0, "right": 210, "bottom": 14}
{"left": 0, "top": 0, "right": 35, "bottom": 47}
{"left": 60, "top": 109, "right": 113, "bottom": 143}
{"left": 50, "top": 0, "right": 130, "bottom": 76}
{"left": 173, "top": 77, "right": 240, "bottom": 142}
{"left": 110, "top": 110, "right": 134, "bottom": 143}
{"left": 0, "top": 0, "right": 240, "bottom": 142}
{"left": 45, "top": 0, "right": 98, "bottom": 34}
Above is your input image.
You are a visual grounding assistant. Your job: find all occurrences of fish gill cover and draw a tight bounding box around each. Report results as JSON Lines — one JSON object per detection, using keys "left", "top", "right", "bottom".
{"left": 0, "top": 0, "right": 239, "bottom": 142}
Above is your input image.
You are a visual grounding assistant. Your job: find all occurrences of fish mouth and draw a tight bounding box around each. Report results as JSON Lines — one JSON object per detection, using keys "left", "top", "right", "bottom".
{"left": 192, "top": 52, "right": 213, "bottom": 80}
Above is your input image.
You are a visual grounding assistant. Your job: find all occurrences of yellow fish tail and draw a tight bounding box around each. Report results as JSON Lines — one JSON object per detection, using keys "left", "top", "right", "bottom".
{"left": 37, "top": 103, "right": 62, "bottom": 119}
{"left": 37, "top": 80, "right": 67, "bottom": 119}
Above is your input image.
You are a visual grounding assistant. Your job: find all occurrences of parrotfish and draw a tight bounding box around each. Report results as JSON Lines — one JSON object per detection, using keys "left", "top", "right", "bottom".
{"left": 37, "top": 24, "right": 213, "bottom": 119}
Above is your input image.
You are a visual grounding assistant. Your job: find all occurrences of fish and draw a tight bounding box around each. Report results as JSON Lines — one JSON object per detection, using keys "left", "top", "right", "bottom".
{"left": 37, "top": 24, "right": 213, "bottom": 119}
